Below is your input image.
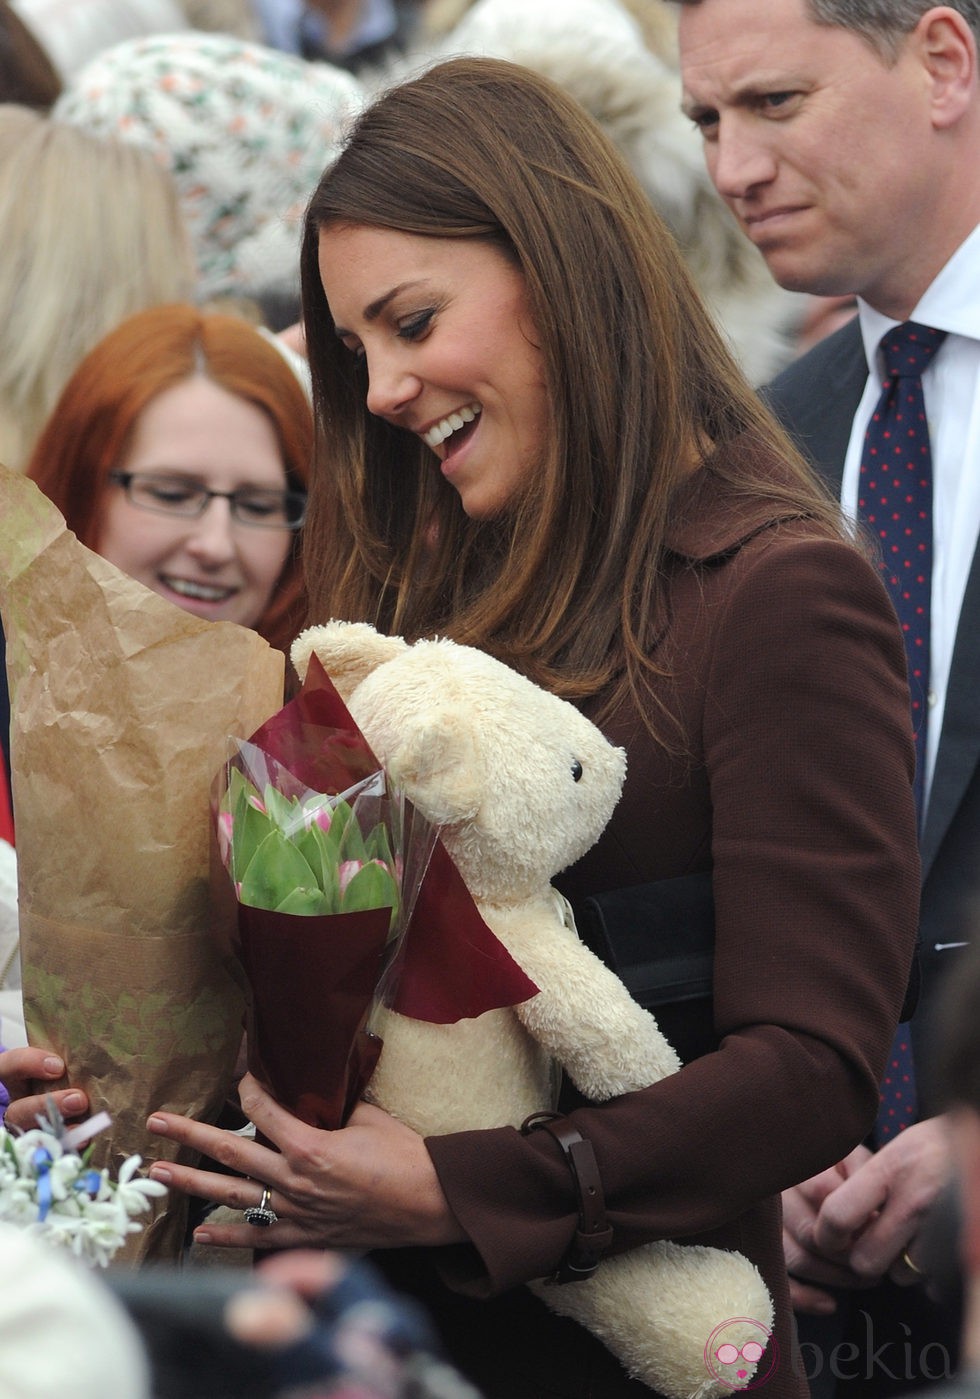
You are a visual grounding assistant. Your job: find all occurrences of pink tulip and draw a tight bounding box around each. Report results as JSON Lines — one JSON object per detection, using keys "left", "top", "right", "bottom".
{"left": 338, "top": 860, "right": 363, "bottom": 894}
{"left": 217, "top": 811, "right": 234, "bottom": 867}
{"left": 299, "top": 796, "right": 333, "bottom": 832}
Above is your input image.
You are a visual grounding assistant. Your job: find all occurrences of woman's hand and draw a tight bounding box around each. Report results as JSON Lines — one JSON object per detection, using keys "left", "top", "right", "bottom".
{"left": 0, "top": 1046, "right": 90, "bottom": 1130}
{"left": 146, "top": 1072, "right": 467, "bottom": 1253}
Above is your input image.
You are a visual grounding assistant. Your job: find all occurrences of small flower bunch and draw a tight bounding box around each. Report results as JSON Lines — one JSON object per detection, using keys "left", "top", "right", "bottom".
{"left": 0, "top": 1098, "right": 167, "bottom": 1267}
{"left": 219, "top": 761, "right": 402, "bottom": 924}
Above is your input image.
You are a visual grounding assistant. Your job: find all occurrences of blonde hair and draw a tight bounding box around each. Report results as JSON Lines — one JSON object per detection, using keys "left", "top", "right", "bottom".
{"left": 0, "top": 105, "right": 196, "bottom": 472}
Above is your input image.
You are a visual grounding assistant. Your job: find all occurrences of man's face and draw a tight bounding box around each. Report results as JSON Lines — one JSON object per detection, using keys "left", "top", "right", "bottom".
{"left": 679, "top": 0, "right": 940, "bottom": 317}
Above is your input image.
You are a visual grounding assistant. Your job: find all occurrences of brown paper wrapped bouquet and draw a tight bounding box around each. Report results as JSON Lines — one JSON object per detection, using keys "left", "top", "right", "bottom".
{"left": 0, "top": 466, "right": 284, "bottom": 1262}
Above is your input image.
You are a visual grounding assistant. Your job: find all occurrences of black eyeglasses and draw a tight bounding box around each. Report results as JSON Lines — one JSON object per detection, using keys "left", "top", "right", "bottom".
{"left": 108, "top": 471, "right": 307, "bottom": 531}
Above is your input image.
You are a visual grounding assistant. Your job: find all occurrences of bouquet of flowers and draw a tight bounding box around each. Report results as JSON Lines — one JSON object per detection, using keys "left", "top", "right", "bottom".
{"left": 0, "top": 1100, "right": 167, "bottom": 1268}
{"left": 219, "top": 763, "right": 403, "bottom": 928}
{"left": 213, "top": 658, "right": 441, "bottom": 1129}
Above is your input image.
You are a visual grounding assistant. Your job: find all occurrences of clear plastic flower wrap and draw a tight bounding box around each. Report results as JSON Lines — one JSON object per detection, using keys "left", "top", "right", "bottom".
{"left": 212, "top": 657, "right": 441, "bottom": 1129}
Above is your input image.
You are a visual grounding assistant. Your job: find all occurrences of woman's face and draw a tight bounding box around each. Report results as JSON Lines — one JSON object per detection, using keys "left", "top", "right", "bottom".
{"left": 318, "top": 224, "right": 549, "bottom": 520}
{"left": 96, "top": 376, "right": 294, "bottom": 629}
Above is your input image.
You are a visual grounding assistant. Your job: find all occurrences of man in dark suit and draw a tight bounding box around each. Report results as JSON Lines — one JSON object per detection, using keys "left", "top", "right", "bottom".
{"left": 677, "top": 0, "right": 980, "bottom": 1391}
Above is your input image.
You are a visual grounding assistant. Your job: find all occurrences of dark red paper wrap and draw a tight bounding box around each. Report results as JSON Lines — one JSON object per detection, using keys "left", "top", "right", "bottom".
{"left": 239, "top": 903, "right": 389, "bottom": 1128}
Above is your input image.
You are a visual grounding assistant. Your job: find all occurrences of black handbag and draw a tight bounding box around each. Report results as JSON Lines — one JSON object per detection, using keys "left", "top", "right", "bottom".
{"left": 572, "top": 872, "right": 717, "bottom": 1065}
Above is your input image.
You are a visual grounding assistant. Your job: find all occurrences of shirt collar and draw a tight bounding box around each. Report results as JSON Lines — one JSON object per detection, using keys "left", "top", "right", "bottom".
{"left": 858, "top": 220, "right": 980, "bottom": 368}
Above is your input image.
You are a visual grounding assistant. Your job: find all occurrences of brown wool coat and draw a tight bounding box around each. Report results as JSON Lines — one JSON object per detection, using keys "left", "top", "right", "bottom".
{"left": 376, "top": 443, "right": 921, "bottom": 1399}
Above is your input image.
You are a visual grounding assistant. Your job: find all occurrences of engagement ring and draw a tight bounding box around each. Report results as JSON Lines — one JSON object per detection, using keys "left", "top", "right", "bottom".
{"left": 243, "top": 1186, "right": 278, "bottom": 1227}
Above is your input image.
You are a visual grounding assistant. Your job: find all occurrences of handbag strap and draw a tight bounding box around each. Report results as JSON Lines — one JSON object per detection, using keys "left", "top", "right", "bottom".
{"left": 521, "top": 1111, "right": 613, "bottom": 1284}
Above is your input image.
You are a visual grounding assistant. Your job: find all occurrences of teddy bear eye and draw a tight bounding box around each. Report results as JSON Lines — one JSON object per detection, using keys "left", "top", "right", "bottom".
{"left": 571, "top": 759, "right": 583, "bottom": 783}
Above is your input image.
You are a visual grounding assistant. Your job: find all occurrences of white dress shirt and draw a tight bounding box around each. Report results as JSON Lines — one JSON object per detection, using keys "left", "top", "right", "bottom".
{"left": 841, "top": 222, "right": 980, "bottom": 808}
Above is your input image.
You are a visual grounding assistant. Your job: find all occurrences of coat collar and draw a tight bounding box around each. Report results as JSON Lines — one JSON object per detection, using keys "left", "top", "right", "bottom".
{"left": 664, "top": 445, "right": 812, "bottom": 564}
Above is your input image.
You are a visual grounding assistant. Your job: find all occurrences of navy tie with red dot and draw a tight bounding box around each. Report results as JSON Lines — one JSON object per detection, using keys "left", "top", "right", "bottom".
{"left": 859, "top": 320, "right": 946, "bottom": 1143}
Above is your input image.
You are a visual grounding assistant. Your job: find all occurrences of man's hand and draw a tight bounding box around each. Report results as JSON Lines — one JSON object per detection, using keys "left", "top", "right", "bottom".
{"left": 782, "top": 1146, "right": 874, "bottom": 1312}
{"left": 782, "top": 1119, "right": 953, "bottom": 1312}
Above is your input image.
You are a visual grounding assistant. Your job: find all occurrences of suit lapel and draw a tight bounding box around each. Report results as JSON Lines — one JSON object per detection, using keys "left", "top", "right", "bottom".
{"left": 922, "top": 534, "right": 980, "bottom": 877}
{"left": 764, "top": 318, "right": 866, "bottom": 493}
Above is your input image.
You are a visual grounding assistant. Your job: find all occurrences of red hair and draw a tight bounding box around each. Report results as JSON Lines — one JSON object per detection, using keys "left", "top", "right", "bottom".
{"left": 26, "top": 303, "right": 312, "bottom": 654}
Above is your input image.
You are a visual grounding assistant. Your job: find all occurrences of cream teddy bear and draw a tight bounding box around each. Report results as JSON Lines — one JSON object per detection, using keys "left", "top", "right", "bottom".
{"left": 291, "top": 621, "right": 773, "bottom": 1399}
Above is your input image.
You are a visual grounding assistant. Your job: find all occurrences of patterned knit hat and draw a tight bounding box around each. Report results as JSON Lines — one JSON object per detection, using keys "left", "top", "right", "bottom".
{"left": 53, "top": 32, "right": 364, "bottom": 303}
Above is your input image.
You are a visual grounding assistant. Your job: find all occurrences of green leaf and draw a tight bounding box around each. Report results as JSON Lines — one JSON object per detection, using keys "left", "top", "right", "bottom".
{"left": 364, "top": 825, "right": 400, "bottom": 927}
{"left": 230, "top": 777, "right": 277, "bottom": 879}
{"left": 308, "top": 798, "right": 359, "bottom": 890}
{"left": 335, "top": 805, "right": 369, "bottom": 866}
{"left": 340, "top": 860, "right": 399, "bottom": 916}
{"left": 263, "top": 783, "right": 298, "bottom": 833}
{"left": 274, "top": 885, "right": 329, "bottom": 915}
{"left": 239, "top": 828, "right": 321, "bottom": 911}
{"left": 224, "top": 765, "right": 251, "bottom": 815}
{"left": 296, "top": 821, "right": 339, "bottom": 908}
{"left": 365, "top": 822, "right": 395, "bottom": 871}
{"left": 294, "top": 824, "right": 325, "bottom": 879}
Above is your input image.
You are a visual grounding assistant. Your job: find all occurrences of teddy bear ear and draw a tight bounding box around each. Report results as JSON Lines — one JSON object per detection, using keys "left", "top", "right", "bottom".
{"left": 385, "top": 713, "right": 484, "bottom": 826}
{"left": 290, "top": 622, "right": 408, "bottom": 698}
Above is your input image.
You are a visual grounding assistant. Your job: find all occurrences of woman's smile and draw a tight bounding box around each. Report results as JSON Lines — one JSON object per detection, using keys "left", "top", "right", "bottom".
{"left": 422, "top": 402, "right": 482, "bottom": 452}
{"left": 95, "top": 376, "right": 293, "bottom": 629}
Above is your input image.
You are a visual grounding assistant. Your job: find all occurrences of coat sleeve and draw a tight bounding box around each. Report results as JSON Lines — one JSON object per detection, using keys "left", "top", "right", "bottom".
{"left": 425, "top": 531, "right": 920, "bottom": 1296}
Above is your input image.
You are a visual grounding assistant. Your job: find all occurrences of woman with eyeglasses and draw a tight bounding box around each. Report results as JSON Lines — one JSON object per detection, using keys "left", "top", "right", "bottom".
{"left": 25, "top": 302, "right": 312, "bottom": 652}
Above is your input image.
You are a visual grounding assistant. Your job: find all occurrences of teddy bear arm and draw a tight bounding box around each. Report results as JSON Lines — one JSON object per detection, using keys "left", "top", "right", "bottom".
{"left": 487, "top": 899, "right": 681, "bottom": 1101}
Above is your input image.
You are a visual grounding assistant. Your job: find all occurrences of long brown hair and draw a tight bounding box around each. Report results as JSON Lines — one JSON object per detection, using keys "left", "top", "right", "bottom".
{"left": 26, "top": 303, "right": 312, "bottom": 653}
{"left": 300, "top": 56, "right": 845, "bottom": 728}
